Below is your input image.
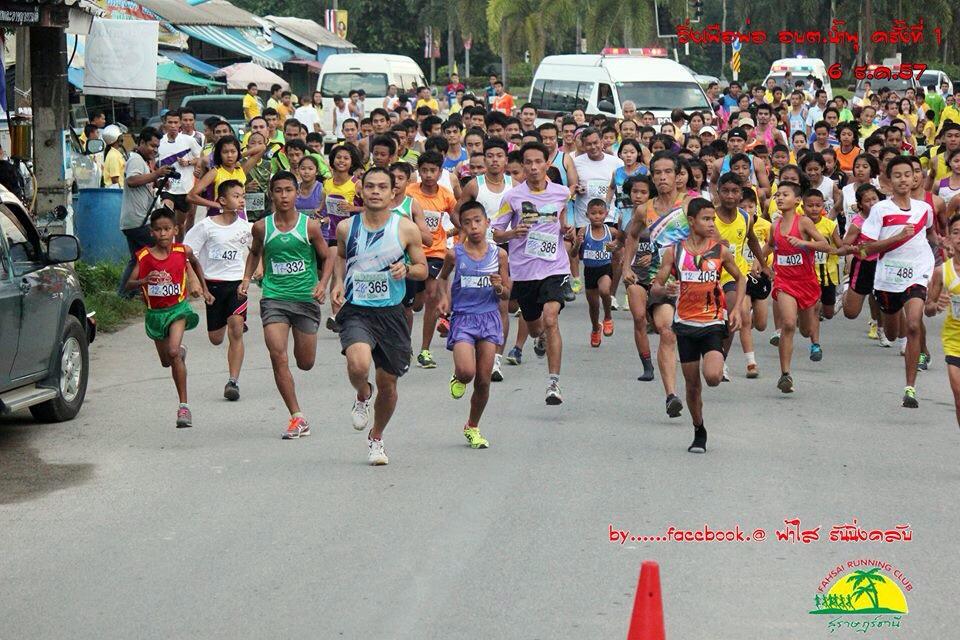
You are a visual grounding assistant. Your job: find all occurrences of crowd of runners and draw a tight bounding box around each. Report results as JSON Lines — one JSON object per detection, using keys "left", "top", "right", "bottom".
{"left": 122, "top": 75, "right": 960, "bottom": 464}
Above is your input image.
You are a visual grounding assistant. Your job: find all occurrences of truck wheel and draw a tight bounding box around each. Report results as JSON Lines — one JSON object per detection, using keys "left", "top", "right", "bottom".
{"left": 30, "top": 315, "right": 89, "bottom": 422}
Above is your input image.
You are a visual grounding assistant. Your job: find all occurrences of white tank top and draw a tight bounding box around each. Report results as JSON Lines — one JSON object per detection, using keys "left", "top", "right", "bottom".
{"left": 474, "top": 174, "right": 513, "bottom": 242}
{"left": 814, "top": 176, "right": 836, "bottom": 213}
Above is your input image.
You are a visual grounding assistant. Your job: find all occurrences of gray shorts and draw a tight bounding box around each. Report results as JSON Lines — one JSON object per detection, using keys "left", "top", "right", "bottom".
{"left": 260, "top": 298, "right": 322, "bottom": 334}
{"left": 336, "top": 303, "right": 411, "bottom": 377}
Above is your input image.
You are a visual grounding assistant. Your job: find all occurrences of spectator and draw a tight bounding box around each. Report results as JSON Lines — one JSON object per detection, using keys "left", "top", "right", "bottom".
{"left": 101, "top": 125, "right": 126, "bottom": 188}
{"left": 243, "top": 83, "right": 262, "bottom": 121}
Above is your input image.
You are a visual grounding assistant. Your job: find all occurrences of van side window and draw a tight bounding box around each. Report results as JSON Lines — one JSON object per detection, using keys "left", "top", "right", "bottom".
{"left": 540, "top": 80, "right": 591, "bottom": 113}
{"left": 531, "top": 80, "right": 545, "bottom": 109}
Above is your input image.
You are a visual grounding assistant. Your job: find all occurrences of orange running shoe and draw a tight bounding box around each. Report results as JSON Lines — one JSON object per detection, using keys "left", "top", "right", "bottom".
{"left": 590, "top": 329, "right": 602, "bottom": 347}
{"left": 602, "top": 318, "right": 614, "bottom": 336}
{"left": 282, "top": 415, "right": 310, "bottom": 439}
{"left": 437, "top": 316, "right": 450, "bottom": 337}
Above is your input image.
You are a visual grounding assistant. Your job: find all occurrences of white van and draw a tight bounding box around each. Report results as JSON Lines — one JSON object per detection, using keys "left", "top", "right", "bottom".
{"left": 529, "top": 53, "right": 713, "bottom": 125}
{"left": 763, "top": 58, "right": 833, "bottom": 100}
{"left": 316, "top": 53, "right": 427, "bottom": 133}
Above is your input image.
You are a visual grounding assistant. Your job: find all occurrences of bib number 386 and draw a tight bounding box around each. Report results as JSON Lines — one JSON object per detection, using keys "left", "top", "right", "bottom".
{"left": 525, "top": 230, "right": 559, "bottom": 260}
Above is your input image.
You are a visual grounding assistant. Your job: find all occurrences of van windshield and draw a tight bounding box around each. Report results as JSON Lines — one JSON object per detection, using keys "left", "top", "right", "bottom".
{"left": 614, "top": 82, "right": 710, "bottom": 111}
{"left": 321, "top": 73, "right": 389, "bottom": 98}
{"left": 854, "top": 77, "right": 916, "bottom": 97}
{"left": 183, "top": 97, "right": 244, "bottom": 121}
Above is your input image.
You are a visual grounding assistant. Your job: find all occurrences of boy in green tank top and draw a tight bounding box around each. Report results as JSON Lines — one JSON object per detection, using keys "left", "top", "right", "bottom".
{"left": 239, "top": 171, "right": 334, "bottom": 439}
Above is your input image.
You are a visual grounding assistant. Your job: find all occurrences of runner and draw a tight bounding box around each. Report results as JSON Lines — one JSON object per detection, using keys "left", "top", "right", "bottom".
{"left": 651, "top": 198, "right": 745, "bottom": 453}
{"left": 456, "top": 138, "right": 514, "bottom": 381}
{"left": 183, "top": 180, "right": 253, "bottom": 401}
{"left": 806, "top": 191, "right": 843, "bottom": 323}
{"left": 158, "top": 110, "right": 202, "bottom": 236}
{"left": 407, "top": 150, "right": 458, "bottom": 368}
{"left": 841, "top": 184, "right": 884, "bottom": 322}
{"left": 923, "top": 213, "right": 960, "bottom": 426}
{"left": 713, "top": 173, "right": 768, "bottom": 379}
{"left": 740, "top": 187, "right": 772, "bottom": 342}
{"left": 437, "top": 201, "right": 511, "bottom": 447}
{"left": 331, "top": 167, "right": 428, "bottom": 465}
{"left": 125, "top": 207, "right": 213, "bottom": 428}
{"left": 492, "top": 142, "right": 574, "bottom": 404}
{"left": 578, "top": 199, "right": 619, "bottom": 346}
{"left": 763, "top": 183, "right": 832, "bottom": 393}
{"left": 388, "top": 162, "right": 433, "bottom": 329}
{"left": 238, "top": 171, "right": 334, "bottom": 438}
{"left": 322, "top": 145, "right": 363, "bottom": 328}
{"left": 620, "top": 175, "right": 658, "bottom": 381}
{"left": 856, "top": 156, "right": 938, "bottom": 407}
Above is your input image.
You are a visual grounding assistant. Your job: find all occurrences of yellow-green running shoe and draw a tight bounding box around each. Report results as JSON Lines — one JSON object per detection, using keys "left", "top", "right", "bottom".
{"left": 571, "top": 277, "right": 583, "bottom": 294}
{"left": 450, "top": 375, "right": 466, "bottom": 399}
{"left": 463, "top": 426, "right": 489, "bottom": 448}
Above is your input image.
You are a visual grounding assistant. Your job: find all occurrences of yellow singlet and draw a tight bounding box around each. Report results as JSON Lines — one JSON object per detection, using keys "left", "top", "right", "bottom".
{"left": 714, "top": 207, "right": 750, "bottom": 285}
{"left": 943, "top": 259, "right": 960, "bottom": 358}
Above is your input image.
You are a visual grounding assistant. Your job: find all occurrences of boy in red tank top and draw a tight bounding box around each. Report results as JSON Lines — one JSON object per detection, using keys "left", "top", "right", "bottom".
{"left": 125, "top": 207, "right": 213, "bottom": 428}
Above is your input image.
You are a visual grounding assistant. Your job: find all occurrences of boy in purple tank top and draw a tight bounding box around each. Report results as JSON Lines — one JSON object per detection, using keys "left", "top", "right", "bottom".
{"left": 437, "top": 201, "right": 511, "bottom": 449}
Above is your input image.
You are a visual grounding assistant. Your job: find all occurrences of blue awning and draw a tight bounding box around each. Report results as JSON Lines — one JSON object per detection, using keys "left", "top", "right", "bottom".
{"left": 160, "top": 50, "right": 220, "bottom": 78}
{"left": 268, "top": 31, "right": 315, "bottom": 61}
{"left": 68, "top": 67, "right": 84, "bottom": 90}
{"left": 178, "top": 25, "right": 291, "bottom": 70}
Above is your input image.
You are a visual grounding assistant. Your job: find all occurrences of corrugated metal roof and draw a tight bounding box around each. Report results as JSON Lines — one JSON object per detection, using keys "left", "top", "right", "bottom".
{"left": 136, "top": 0, "right": 259, "bottom": 27}
{"left": 263, "top": 16, "right": 354, "bottom": 50}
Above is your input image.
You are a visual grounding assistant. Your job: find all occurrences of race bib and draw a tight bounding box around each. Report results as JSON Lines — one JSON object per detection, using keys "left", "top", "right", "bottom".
{"left": 950, "top": 294, "right": 960, "bottom": 319}
{"left": 208, "top": 245, "right": 240, "bottom": 262}
{"left": 583, "top": 249, "right": 611, "bottom": 262}
{"left": 815, "top": 251, "right": 827, "bottom": 265}
{"left": 423, "top": 210, "right": 442, "bottom": 231}
{"left": 586, "top": 179, "right": 608, "bottom": 200}
{"left": 776, "top": 253, "right": 803, "bottom": 266}
{"left": 147, "top": 282, "right": 181, "bottom": 297}
{"left": 524, "top": 230, "right": 559, "bottom": 260}
{"left": 882, "top": 260, "right": 914, "bottom": 286}
{"left": 680, "top": 269, "right": 720, "bottom": 283}
{"left": 244, "top": 192, "right": 265, "bottom": 212}
{"left": 460, "top": 274, "right": 493, "bottom": 289}
{"left": 272, "top": 260, "right": 307, "bottom": 276}
{"left": 485, "top": 227, "right": 495, "bottom": 243}
{"left": 744, "top": 247, "right": 755, "bottom": 262}
{"left": 326, "top": 196, "right": 344, "bottom": 217}
{"left": 353, "top": 271, "right": 390, "bottom": 301}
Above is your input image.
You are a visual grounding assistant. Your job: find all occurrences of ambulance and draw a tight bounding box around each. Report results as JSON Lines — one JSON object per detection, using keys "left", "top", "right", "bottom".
{"left": 764, "top": 57, "right": 833, "bottom": 100}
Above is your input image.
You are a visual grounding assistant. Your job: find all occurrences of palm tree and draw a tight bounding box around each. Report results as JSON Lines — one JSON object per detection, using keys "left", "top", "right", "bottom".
{"left": 487, "top": 0, "right": 576, "bottom": 80}
{"left": 846, "top": 568, "right": 886, "bottom": 609}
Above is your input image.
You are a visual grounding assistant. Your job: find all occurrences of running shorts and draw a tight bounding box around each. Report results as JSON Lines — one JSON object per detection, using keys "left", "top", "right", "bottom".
{"left": 848, "top": 257, "right": 877, "bottom": 296}
{"left": 510, "top": 275, "right": 568, "bottom": 322}
{"left": 205, "top": 280, "right": 247, "bottom": 332}
{"left": 337, "top": 303, "right": 412, "bottom": 377}
{"left": 144, "top": 299, "right": 199, "bottom": 341}
{"left": 874, "top": 285, "right": 927, "bottom": 315}
{"left": 583, "top": 264, "right": 613, "bottom": 290}
{"left": 819, "top": 284, "right": 837, "bottom": 308}
{"left": 446, "top": 309, "right": 503, "bottom": 349}
{"left": 260, "top": 298, "right": 322, "bottom": 334}
{"left": 674, "top": 324, "right": 728, "bottom": 364}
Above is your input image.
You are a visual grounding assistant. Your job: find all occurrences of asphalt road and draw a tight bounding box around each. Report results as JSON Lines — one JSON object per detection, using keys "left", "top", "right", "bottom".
{"left": 2, "top": 289, "right": 958, "bottom": 638}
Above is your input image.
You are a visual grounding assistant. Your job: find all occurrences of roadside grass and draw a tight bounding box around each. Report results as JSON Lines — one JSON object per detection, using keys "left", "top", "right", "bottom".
{"left": 74, "top": 261, "right": 143, "bottom": 333}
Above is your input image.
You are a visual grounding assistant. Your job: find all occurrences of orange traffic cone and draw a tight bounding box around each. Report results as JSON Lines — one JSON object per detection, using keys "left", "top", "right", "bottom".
{"left": 626, "top": 561, "right": 665, "bottom": 640}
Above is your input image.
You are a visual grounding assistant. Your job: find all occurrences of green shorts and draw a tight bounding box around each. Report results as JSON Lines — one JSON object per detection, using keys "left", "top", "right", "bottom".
{"left": 144, "top": 299, "right": 199, "bottom": 341}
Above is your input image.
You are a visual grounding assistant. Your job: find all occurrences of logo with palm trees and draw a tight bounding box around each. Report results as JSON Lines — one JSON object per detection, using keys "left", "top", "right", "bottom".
{"left": 810, "top": 567, "right": 909, "bottom": 615}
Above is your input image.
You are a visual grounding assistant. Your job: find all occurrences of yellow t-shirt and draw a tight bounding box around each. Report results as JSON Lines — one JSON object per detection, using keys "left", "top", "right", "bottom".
{"left": 416, "top": 98, "right": 439, "bottom": 113}
{"left": 715, "top": 208, "right": 750, "bottom": 285}
{"left": 942, "top": 259, "right": 960, "bottom": 357}
{"left": 103, "top": 147, "right": 126, "bottom": 187}
{"left": 243, "top": 94, "right": 261, "bottom": 122}
{"left": 214, "top": 166, "right": 246, "bottom": 196}
{"left": 813, "top": 215, "right": 839, "bottom": 285}
{"left": 747, "top": 214, "right": 773, "bottom": 267}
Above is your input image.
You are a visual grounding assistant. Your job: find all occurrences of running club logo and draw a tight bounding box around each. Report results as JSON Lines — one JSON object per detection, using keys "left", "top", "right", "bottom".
{"left": 809, "top": 560, "right": 911, "bottom": 634}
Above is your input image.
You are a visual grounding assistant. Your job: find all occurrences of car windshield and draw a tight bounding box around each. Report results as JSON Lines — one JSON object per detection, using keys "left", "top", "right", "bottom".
{"left": 614, "top": 82, "right": 710, "bottom": 111}
{"left": 185, "top": 98, "right": 244, "bottom": 121}
{"left": 918, "top": 72, "right": 943, "bottom": 89}
{"left": 321, "top": 73, "right": 389, "bottom": 98}
{"left": 855, "top": 77, "right": 916, "bottom": 96}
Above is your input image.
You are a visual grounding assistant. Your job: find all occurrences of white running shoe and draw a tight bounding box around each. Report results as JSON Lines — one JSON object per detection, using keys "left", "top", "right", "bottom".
{"left": 367, "top": 438, "right": 389, "bottom": 465}
{"left": 722, "top": 364, "right": 730, "bottom": 382}
{"left": 898, "top": 337, "right": 907, "bottom": 355}
{"left": 610, "top": 296, "right": 620, "bottom": 311}
{"left": 878, "top": 328, "right": 892, "bottom": 348}
{"left": 491, "top": 354, "right": 504, "bottom": 382}
{"left": 351, "top": 389, "right": 373, "bottom": 431}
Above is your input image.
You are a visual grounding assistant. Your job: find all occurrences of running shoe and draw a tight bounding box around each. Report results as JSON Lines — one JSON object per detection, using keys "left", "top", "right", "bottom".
{"left": 179, "top": 345, "right": 187, "bottom": 363}
{"left": 602, "top": 318, "right": 614, "bottom": 336}
{"left": 533, "top": 336, "right": 546, "bottom": 358}
{"left": 769, "top": 331, "right": 781, "bottom": 346}
{"left": 898, "top": 337, "right": 907, "bottom": 355}
{"left": 777, "top": 373, "right": 795, "bottom": 393}
{"left": 867, "top": 320, "right": 879, "bottom": 340}
{"left": 610, "top": 296, "right": 620, "bottom": 311}
{"left": 513, "top": 307, "right": 522, "bottom": 318}
{"left": 562, "top": 277, "right": 576, "bottom": 302}
{"left": 491, "top": 354, "right": 504, "bottom": 382}
{"left": 571, "top": 277, "right": 583, "bottom": 294}
{"left": 282, "top": 415, "right": 310, "bottom": 439}
{"left": 902, "top": 386, "right": 918, "bottom": 408}
{"left": 417, "top": 349, "right": 437, "bottom": 368}
{"left": 722, "top": 364, "right": 730, "bottom": 382}
{"left": 450, "top": 375, "right": 467, "bottom": 399}
{"left": 505, "top": 346, "right": 523, "bottom": 365}
{"left": 368, "top": 438, "right": 389, "bottom": 465}
{"left": 463, "top": 426, "right": 490, "bottom": 449}
{"left": 877, "top": 328, "right": 891, "bottom": 348}
{"left": 810, "top": 343, "right": 823, "bottom": 362}
{"left": 624, "top": 294, "right": 630, "bottom": 309}
{"left": 918, "top": 353, "right": 930, "bottom": 371}
{"left": 746, "top": 363, "right": 760, "bottom": 379}
{"left": 665, "top": 394, "right": 683, "bottom": 418}
{"left": 437, "top": 316, "right": 450, "bottom": 338}
{"left": 223, "top": 380, "right": 240, "bottom": 401}
{"left": 688, "top": 424, "right": 707, "bottom": 454}
{"left": 326, "top": 316, "right": 340, "bottom": 333}
{"left": 176, "top": 405, "right": 193, "bottom": 428}
{"left": 545, "top": 380, "right": 563, "bottom": 405}
{"left": 638, "top": 357, "right": 655, "bottom": 382}
{"left": 590, "top": 329, "right": 602, "bottom": 348}
{"left": 351, "top": 388, "right": 372, "bottom": 430}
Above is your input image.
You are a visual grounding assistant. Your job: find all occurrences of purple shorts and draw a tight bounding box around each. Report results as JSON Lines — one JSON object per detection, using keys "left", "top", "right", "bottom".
{"left": 446, "top": 309, "right": 503, "bottom": 349}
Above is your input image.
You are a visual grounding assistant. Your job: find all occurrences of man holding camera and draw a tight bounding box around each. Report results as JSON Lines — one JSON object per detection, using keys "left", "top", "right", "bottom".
{"left": 158, "top": 109, "right": 202, "bottom": 236}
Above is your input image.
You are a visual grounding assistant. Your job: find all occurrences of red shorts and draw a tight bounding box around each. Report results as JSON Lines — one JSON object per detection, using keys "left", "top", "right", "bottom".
{"left": 772, "top": 275, "right": 821, "bottom": 310}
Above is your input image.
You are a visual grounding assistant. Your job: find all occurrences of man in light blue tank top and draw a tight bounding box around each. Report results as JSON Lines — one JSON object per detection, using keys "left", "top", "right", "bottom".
{"left": 331, "top": 168, "right": 428, "bottom": 466}
{"left": 437, "top": 201, "right": 511, "bottom": 449}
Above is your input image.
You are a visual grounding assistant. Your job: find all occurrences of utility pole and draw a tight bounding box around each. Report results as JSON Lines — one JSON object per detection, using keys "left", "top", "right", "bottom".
{"left": 15, "top": 28, "right": 31, "bottom": 109}
{"left": 720, "top": 0, "right": 727, "bottom": 81}
{"left": 576, "top": 16, "right": 581, "bottom": 53}
{"left": 31, "top": 27, "right": 70, "bottom": 212}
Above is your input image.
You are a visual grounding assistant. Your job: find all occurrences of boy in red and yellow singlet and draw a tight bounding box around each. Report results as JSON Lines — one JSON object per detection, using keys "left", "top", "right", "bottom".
{"left": 125, "top": 207, "right": 213, "bottom": 428}
{"left": 652, "top": 198, "right": 745, "bottom": 454}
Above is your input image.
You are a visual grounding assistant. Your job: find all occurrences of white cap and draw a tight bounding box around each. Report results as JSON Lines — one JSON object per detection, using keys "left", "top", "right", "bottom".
{"left": 700, "top": 125, "right": 717, "bottom": 136}
{"left": 101, "top": 125, "right": 122, "bottom": 145}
